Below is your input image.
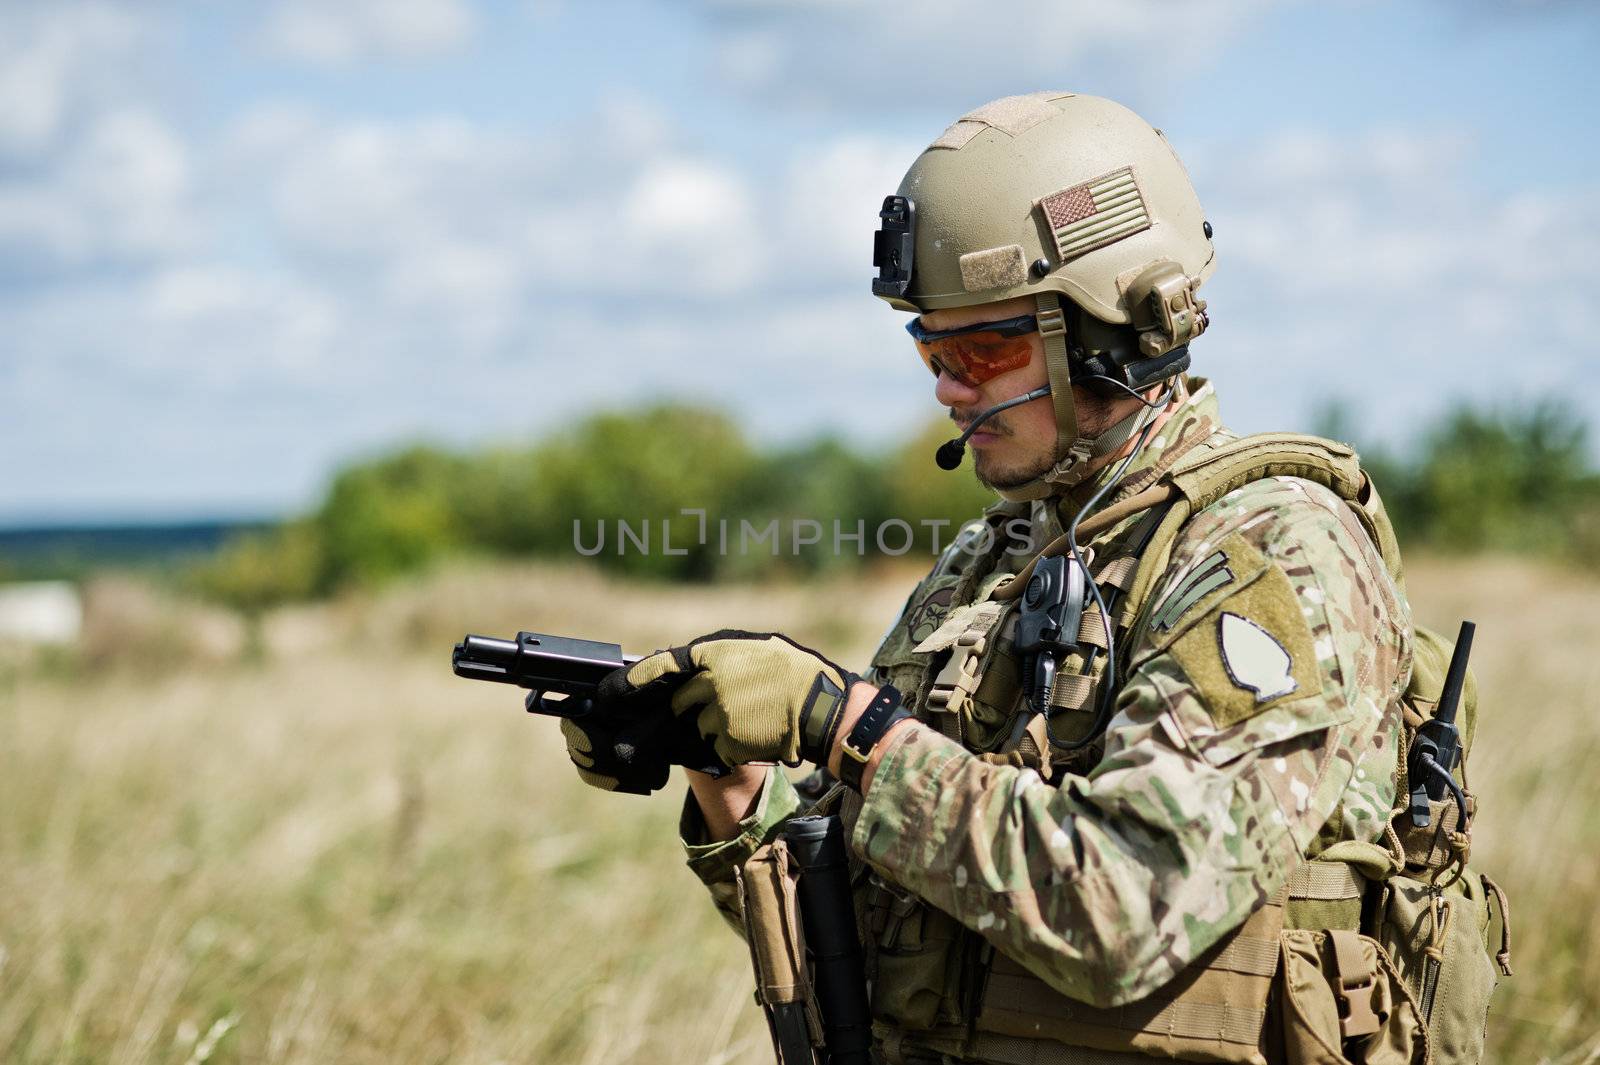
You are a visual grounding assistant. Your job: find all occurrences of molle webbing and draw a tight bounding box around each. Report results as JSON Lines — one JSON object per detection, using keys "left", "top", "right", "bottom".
{"left": 1287, "top": 859, "right": 1365, "bottom": 901}
{"left": 972, "top": 893, "right": 1285, "bottom": 1064}
{"left": 1167, "top": 433, "right": 1365, "bottom": 512}
{"left": 957, "top": 1033, "right": 1185, "bottom": 1064}
{"left": 961, "top": 862, "right": 1365, "bottom": 1065}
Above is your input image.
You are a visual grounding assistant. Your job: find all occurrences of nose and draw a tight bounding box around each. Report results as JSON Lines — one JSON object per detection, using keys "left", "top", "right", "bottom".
{"left": 934, "top": 369, "right": 981, "bottom": 411}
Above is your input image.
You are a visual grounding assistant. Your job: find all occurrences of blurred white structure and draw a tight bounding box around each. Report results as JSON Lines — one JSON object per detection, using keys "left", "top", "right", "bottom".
{"left": 0, "top": 581, "right": 83, "bottom": 645}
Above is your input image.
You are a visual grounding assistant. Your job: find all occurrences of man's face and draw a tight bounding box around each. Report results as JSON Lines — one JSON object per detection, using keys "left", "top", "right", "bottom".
{"left": 918, "top": 296, "right": 1059, "bottom": 492}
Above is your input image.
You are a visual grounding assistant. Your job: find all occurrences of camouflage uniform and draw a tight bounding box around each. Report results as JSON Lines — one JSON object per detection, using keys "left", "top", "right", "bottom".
{"left": 680, "top": 378, "right": 1412, "bottom": 1055}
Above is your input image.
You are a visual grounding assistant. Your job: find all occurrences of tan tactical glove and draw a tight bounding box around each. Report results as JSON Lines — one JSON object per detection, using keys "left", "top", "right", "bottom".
{"left": 597, "top": 630, "right": 857, "bottom": 768}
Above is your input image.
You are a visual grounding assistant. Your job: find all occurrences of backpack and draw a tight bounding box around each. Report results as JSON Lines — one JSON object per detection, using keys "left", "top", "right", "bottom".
{"left": 1111, "top": 433, "right": 1513, "bottom": 1062}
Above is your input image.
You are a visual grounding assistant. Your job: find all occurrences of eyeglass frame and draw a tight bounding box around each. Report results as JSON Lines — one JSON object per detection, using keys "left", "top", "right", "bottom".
{"left": 903, "top": 313, "right": 1040, "bottom": 344}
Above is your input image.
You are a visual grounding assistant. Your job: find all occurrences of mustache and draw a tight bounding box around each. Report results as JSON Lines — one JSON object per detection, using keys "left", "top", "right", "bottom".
{"left": 949, "top": 407, "right": 1012, "bottom": 436}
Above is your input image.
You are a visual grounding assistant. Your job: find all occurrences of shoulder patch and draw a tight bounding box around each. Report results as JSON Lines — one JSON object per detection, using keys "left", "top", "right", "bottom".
{"left": 907, "top": 584, "right": 958, "bottom": 644}
{"left": 1164, "top": 557, "right": 1321, "bottom": 729}
{"left": 1142, "top": 531, "right": 1267, "bottom": 654}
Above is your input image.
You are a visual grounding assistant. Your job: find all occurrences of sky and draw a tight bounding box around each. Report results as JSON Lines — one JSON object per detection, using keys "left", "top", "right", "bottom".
{"left": 1, "top": 0, "right": 1596, "bottom": 524}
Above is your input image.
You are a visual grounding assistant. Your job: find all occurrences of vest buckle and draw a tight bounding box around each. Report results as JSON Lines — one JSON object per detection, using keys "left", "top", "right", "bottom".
{"left": 1328, "top": 929, "right": 1384, "bottom": 1039}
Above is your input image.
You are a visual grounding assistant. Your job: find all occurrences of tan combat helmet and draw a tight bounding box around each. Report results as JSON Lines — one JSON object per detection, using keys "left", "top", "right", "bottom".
{"left": 873, "top": 92, "right": 1215, "bottom": 500}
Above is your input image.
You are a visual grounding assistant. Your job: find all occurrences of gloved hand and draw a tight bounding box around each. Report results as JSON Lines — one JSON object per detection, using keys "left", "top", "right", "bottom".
{"left": 558, "top": 684, "right": 730, "bottom": 795}
{"left": 558, "top": 708, "right": 675, "bottom": 796}
{"left": 597, "top": 630, "right": 858, "bottom": 768}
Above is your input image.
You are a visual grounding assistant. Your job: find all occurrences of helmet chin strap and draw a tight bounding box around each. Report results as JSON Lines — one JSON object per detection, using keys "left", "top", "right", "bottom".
{"left": 990, "top": 292, "right": 1100, "bottom": 503}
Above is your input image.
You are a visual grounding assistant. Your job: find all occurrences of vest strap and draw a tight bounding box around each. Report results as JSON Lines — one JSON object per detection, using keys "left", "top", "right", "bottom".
{"left": 1285, "top": 860, "right": 1364, "bottom": 901}
{"left": 1048, "top": 672, "right": 1097, "bottom": 712}
{"left": 1095, "top": 554, "right": 1139, "bottom": 593}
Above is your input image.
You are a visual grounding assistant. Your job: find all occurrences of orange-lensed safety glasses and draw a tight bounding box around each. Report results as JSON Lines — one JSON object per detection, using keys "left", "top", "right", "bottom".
{"left": 905, "top": 313, "right": 1039, "bottom": 387}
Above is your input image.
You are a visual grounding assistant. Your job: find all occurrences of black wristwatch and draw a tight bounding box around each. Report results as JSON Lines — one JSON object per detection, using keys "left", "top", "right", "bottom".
{"left": 838, "top": 685, "right": 913, "bottom": 792}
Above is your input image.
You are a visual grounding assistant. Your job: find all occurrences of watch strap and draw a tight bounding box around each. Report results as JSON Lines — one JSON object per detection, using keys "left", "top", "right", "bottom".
{"left": 839, "top": 685, "right": 911, "bottom": 792}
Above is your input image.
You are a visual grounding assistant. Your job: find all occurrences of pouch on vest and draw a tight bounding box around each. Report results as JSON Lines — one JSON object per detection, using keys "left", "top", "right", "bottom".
{"left": 975, "top": 892, "right": 1287, "bottom": 1064}
{"left": 870, "top": 570, "right": 968, "bottom": 699}
{"left": 1274, "top": 929, "right": 1427, "bottom": 1065}
{"left": 1371, "top": 869, "right": 1501, "bottom": 1064}
{"left": 737, "top": 840, "right": 824, "bottom": 1065}
{"left": 864, "top": 878, "right": 980, "bottom": 1032}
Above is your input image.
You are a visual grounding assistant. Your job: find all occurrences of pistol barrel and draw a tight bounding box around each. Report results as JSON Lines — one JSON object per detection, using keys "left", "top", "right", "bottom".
{"left": 451, "top": 631, "right": 630, "bottom": 690}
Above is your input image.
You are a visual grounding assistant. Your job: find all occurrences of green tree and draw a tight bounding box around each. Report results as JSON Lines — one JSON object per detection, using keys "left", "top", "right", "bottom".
{"left": 313, "top": 445, "right": 468, "bottom": 590}
{"left": 1410, "top": 403, "right": 1596, "bottom": 554}
{"left": 538, "top": 405, "right": 758, "bottom": 580}
{"left": 730, "top": 438, "right": 891, "bottom": 576}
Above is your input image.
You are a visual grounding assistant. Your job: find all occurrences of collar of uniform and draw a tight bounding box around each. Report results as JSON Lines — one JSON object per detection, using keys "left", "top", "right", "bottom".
{"left": 1051, "top": 375, "right": 1225, "bottom": 528}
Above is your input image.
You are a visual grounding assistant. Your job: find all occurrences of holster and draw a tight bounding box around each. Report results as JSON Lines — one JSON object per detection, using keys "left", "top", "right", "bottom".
{"left": 738, "top": 839, "right": 824, "bottom": 1065}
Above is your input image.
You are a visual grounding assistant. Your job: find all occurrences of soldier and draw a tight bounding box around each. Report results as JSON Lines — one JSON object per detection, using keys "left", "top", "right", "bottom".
{"left": 562, "top": 93, "right": 1484, "bottom": 1063}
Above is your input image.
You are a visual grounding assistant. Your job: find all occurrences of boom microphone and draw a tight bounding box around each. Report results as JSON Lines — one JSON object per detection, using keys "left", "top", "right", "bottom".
{"left": 934, "top": 385, "right": 1052, "bottom": 470}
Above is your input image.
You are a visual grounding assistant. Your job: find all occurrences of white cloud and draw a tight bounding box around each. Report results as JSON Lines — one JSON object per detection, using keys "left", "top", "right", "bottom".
{"left": 1189, "top": 126, "right": 1599, "bottom": 444}
{"left": 625, "top": 159, "right": 748, "bottom": 236}
{"left": 777, "top": 135, "right": 921, "bottom": 280}
{"left": 219, "top": 102, "right": 770, "bottom": 309}
{"left": 621, "top": 158, "right": 759, "bottom": 295}
{"left": 0, "top": 107, "right": 196, "bottom": 269}
{"left": 259, "top": 0, "right": 477, "bottom": 65}
{"left": 700, "top": 0, "right": 1280, "bottom": 110}
{"left": 1, "top": 1, "right": 1592, "bottom": 521}
{"left": 0, "top": 1, "right": 150, "bottom": 155}
{"left": 143, "top": 266, "right": 343, "bottom": 374}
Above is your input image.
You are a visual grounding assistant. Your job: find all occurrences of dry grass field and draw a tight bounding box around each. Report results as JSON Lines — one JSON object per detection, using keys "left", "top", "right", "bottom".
{"left": 0, "top": 556, "right": 1595, "bottom": 1063}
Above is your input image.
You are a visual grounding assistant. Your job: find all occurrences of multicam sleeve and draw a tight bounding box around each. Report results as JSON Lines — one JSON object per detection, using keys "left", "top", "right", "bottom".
{"left": 678, "top": 767, "right": 809, "bottom": 931}
{"left": 850, "top": 477, "right": 1412, "bottom": 1008}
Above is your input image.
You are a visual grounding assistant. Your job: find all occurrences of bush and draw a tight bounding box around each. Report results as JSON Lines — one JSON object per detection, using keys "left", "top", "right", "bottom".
{"left": 190, "top": 396, "right": 1600, "bottom": 604}
{"left": 1410, "top": 403, "right": 1596, "bottom": 555}
{"left": 728, "top": 438, "right": 894, "bottom": 577}
{"left": 189, "top": 521, "right": 323, "bottom": 613}
{"left": 540, "top": 405, "right": 758, "bottom": 580}
{"left": 1318, "top": 399, "right": 1600, "bottom": 562}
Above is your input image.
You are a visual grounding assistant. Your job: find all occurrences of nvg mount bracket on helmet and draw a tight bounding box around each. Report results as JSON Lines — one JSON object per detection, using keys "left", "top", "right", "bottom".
{"left": 872, "top": 195, "right": 915, "bottom": 300}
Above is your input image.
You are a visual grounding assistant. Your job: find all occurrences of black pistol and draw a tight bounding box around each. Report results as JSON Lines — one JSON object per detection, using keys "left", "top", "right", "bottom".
{"left": 452, "top": 630, "right": 728, "bottom": 783}
{"left": 453, "top": 631, "right": 637, "bottom": 718}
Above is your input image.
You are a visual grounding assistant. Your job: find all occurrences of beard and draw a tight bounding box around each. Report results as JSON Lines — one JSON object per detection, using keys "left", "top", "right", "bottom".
{"left": 973, "top": 446, "right": 1057, "bottom": 491}
{"left": 951, "top": 409, "right": 1057, "bottom": 492}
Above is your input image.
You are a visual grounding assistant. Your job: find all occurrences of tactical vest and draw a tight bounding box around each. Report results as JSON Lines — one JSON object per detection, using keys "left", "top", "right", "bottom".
{"left": 853, "top": 433, "right": 1511, "bottom": 1065}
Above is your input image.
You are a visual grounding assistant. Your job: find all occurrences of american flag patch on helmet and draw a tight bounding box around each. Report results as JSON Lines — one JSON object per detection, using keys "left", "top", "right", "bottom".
{"left": 1037, "top": 166, "right": 1151, "bottom": 262}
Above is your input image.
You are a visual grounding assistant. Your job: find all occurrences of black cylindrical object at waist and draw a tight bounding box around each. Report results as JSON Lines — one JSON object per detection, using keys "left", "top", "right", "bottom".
{"left": 785, "top": 814, "right": 872, "bottom": 1065}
